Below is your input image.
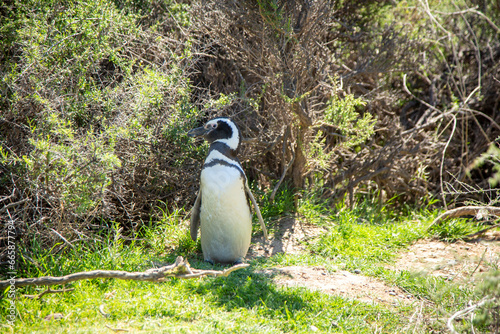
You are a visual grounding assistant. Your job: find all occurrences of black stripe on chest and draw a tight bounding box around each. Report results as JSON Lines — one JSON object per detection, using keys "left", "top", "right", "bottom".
{"left": 202, "top": 142, "right": 246, "bottom": 182}
{"left": 202, "top": 159, "right": 246, "bottom": 182}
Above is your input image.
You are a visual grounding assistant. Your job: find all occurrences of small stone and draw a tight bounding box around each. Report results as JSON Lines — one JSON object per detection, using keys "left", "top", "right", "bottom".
{"left": 310, "top": 325, "right": 318, "bottom": 332}
{"left": 389, "top": 292, "right": 396, "bottom": 296}
{"left": 354, "top": 269, "right": 361, "bottom": 274}
{"left": 44, "top": 313, "right": 64, "bottom": 321}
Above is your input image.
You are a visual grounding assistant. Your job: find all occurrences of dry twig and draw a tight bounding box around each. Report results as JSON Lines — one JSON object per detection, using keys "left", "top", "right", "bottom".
{"left": 465, "top": 222, "right": 500, "bottom": 240}
{"left": 105, "top": 324, "right": 129, "bottom": 332}
{"left": 447, "top": 298, "right": 493, "bottom": 334}
{"left": 270, "top": 126, "right": 294, "bottom": 203}
{"left": 24, "top": 287, "right": 75, "bottom": 300}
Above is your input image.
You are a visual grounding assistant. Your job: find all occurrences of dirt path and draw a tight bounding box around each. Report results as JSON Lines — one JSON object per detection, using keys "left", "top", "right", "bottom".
{"left": 249, "top": 219, "right": 500, "bottom": 305}
{"left": 390, "top": 231, "right": 500, "bottom": 282}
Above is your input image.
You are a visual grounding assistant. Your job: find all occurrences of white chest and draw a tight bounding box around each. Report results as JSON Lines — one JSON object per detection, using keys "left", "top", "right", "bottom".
{"left": 199, "top": 164, "right": 252, "bottom": 263}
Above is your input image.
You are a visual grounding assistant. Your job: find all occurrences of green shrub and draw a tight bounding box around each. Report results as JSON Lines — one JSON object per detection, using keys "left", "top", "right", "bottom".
{"left": 0, "top": 0, "right": 199, "bottom": 252}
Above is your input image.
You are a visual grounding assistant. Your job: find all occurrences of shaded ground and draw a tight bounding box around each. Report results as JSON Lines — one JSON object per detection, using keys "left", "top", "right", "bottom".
{"left": 249, "top": 219, "right": 500, "bottom": 305}
{"left": 249, "top": 217, "right": 325, "bottom": 257}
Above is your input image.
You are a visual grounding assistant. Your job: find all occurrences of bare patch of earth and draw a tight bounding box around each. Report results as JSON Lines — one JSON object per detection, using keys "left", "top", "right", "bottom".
{"left": 258, "top": 266, "right": 414, "bottom": 305}
{"left": 249, "top": 216, "right": 326, "bottom": 258}
{"left": 390, "top": 230, "right": 500, "bottom": 281}
{"left": 249, "top": 219, "right": 500, "bottom": 305}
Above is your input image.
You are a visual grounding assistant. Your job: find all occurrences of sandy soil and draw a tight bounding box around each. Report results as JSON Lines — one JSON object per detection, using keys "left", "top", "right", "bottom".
{"left": 391, "top": 231, "right": 500, "bottom": 281}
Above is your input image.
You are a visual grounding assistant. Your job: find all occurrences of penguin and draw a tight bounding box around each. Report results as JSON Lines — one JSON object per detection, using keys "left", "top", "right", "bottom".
{"left": 188, "top": 117, "right": 268, "bottom": 264}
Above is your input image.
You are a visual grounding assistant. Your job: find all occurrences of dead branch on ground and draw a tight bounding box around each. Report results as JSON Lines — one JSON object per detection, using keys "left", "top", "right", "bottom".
{"left": 429, "top": 206, "right": 500, "bottom": 228}
{"left": 24, "top": 287, "right": 75, "bottom": 300}
{"left": 0, "top": 256, "right": 248, "bottom": 290}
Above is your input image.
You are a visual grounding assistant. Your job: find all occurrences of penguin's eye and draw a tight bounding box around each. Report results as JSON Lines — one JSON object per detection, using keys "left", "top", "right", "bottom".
{"left": 204, "top": 122, "right": 217, "bottom": 130}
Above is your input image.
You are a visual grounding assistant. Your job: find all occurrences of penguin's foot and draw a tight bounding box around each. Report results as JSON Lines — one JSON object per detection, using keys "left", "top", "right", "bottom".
{"left": 232, "top": 258, "right": 245, "bottom": 265}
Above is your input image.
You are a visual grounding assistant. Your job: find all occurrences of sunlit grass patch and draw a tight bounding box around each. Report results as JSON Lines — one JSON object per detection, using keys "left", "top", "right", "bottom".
{"left": 311, "top": 201, "right": 429, "bottom": 271}
{"left": 10, "top": 270, "right": 406, "bottom": 334}
{"left": 427, "top": 217, "right": 489, "bottom": 242}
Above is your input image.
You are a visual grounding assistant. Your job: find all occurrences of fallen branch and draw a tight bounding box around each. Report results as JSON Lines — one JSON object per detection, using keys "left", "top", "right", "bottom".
{"left": 105, "top": 324, "right": 129, "bottom": 332}
{"left": 0, "top": 256, "right": 249, "bottom": 290}
{"left": 464, "top": 222, "right": 500, "bottom": 240}
{"left": 428, "top": 206, "right": 500, "bottom": 229}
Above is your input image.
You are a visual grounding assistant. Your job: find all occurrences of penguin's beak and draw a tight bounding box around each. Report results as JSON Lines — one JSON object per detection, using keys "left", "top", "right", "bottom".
{"left": 187, "top": 126, "right": 209, "bottom": 138}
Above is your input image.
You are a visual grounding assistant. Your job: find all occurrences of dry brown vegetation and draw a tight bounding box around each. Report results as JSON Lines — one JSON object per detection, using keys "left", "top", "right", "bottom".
{"left": 189, "top": 0, "right": 500, "bottom": 208}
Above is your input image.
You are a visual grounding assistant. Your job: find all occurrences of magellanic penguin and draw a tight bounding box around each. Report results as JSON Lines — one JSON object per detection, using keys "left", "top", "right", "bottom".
{"left": 188, "top": 117, "right": 268, "bottom": 264}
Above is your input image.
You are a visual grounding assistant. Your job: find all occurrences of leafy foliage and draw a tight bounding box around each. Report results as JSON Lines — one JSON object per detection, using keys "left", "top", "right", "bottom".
{"left": 0, "top": 0, "right": 202, "bottom": 251}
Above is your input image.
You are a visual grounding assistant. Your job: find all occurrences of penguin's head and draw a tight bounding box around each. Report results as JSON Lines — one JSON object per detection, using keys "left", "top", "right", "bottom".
{"left": 188, "top": 117, "right": 241, "bottom": 152}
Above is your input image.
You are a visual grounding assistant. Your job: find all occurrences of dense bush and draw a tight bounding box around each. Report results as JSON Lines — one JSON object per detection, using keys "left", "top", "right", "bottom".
{"left": 1, "top": 0, "right": 499, "bottom": 261}
{"left": 0, "top": 0, "right": 202, "bottom": 253}
{"left": 392, "top": 0, "right": 500, "bottom": 206}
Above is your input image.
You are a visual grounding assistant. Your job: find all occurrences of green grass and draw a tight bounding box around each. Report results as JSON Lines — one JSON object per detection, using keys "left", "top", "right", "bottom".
{"left": 3, "top": 227, "right": 402, "bottom": 333}
{"left": 427, "top": 217, "right": 489, "bottom": 242}
{"left": 1, "top": 195, "right": 497, "bottom": 333}
{"left": 5, "top": 270, "right": 402, "bottom": 333}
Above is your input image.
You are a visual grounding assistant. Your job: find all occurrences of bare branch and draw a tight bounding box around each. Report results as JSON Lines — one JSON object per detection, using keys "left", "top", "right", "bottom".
{"left": 24, "top": 287, "right": 75, "bottom": 300}
{"left": 429, "top": 206, "right": 500, "bottom": 228}
{"left": 0, "top": 198, "right": 29, "bottom": 214}
{"left": 465, "top": 222, "right": 500, "bottom": 240}
{"left": 440, "top": 115, "right": 457, "bottom": 210}
{"left": 447, "top": 298, "right": 494, "bottom": 334}
{"left": 270, "top": 126, "right": 295, "bottom": 203}
{"left": 105, "top": 324, "right": 129, "bottom": 332}
{"left": 0, "top": 256, "right": 249, "bottom": 290}
{"left": 50, "top": 228, "right": 75, "bottom": 249}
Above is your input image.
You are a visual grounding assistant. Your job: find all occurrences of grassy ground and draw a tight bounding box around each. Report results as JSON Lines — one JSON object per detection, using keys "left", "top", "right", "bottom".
{"left": 1, "top": 192, "right": 498, "bottom": 333}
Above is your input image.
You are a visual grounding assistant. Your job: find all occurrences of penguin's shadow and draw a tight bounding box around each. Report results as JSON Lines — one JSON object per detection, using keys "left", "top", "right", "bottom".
{"left": 249, "top": 216, "right": 322, "bottom": 259}
{"left": 181, "top": 217, "right": 323, "bottom": 313}
{"left": 185, "top": 265, "right": 311, "bottom": 313}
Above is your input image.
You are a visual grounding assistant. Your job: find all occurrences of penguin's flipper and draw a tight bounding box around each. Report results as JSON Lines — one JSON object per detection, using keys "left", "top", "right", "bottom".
{"left": 244, "top": 183, "right": 268, "bottom": 240}
{"left": 190, "top": 190, "right": 202, "bottom": 241}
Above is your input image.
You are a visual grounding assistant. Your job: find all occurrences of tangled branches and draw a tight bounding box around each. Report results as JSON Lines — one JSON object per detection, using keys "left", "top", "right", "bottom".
{"left": 190, "top": 0, "right": 500, "bottom": 207}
